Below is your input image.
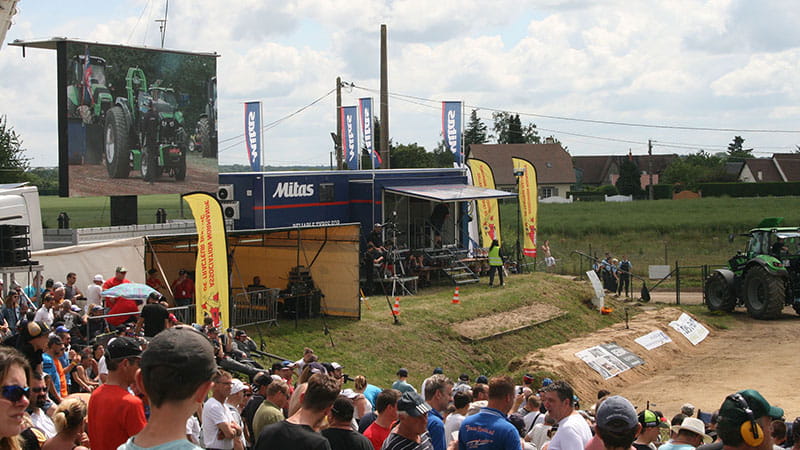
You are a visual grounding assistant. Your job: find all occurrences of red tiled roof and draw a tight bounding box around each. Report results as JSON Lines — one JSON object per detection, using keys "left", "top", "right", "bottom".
{"left": 743, "top": 158, "right": 782, "bottom": 182}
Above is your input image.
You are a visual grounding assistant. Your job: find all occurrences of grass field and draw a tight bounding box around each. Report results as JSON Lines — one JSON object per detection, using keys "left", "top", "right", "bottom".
{"left": 39, "top": 194, "right": 190, "bottom": 228}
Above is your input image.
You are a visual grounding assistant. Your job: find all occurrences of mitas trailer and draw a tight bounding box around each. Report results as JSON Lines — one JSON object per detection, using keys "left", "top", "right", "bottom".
{"left": 217, "top": 168, "right": 514, "bottom": 251}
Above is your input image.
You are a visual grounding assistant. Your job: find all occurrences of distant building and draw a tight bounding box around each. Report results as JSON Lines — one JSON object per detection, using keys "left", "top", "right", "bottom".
{"left": 469, "top": 143, "right": 576, "bottom": 199}
{"left": 738, "top": 154, "right": 800, "bottom": 182}
{"left": 572, "top": 154, "right": 677, "bottom": 190}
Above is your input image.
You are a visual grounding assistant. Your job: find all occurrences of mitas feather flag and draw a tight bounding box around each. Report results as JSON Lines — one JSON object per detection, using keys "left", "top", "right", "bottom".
{"left": 182, "top": 192, "right": 230, "bottom": 329}
{"left": 359, "top": 98, "right": 381, "bottom": 169}
{"left": 467, "top": 158, "right": 502, "bottom": 247}
{"left": 244, "top": 101, "right": 262, "bottom": 171}
{"left": 340, "top": 106, "right": 359, "bottom": 169}
{"left": 442, "top": 101, "right": 463, "bottom": 166}
{"left": 512, "top": 157, "right": 538, "bottom": 257}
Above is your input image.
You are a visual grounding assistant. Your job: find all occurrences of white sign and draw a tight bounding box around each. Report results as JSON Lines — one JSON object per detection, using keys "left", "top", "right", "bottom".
{"left": 586, "top": 270, "right": 604, "bottom": 309}
{"left": 575, "top": 343, "right": 645, "bottom": 380}
{"left": 649, "top": 265, "right": 671, "bottom": 280}
{"left": 669, "top": 313, "right": 709, "bottom": 345}
{"left": 635, "top": 330, "right": 673, "bottom": 350}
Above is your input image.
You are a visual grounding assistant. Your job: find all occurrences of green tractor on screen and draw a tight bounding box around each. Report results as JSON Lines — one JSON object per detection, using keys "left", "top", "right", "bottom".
{"left": 705, "top": 217, "right": 800, "bottom": 319}
{"left": 103, "top": 67, "right": 187, "bottom": 181}
{"left": 66, "top": 54, "right": 114, "bottom": 164}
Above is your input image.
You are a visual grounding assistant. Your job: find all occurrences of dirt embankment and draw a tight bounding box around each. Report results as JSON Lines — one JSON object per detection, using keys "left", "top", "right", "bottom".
{"left": 518, "top": 307, "right": 800, "bottom": 418}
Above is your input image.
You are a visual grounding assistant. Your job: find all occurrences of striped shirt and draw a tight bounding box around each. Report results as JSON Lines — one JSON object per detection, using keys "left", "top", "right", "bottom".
{"left": 381, "top": 432, "right": 434, "bottom": 450}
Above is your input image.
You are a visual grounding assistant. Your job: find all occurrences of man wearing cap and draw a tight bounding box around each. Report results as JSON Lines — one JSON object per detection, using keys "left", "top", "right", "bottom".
{"left": 540, "top": 380, "right": 592, "bottom": 450}
{"left": 119, "top": 326, "right": 217, "bottom": 450}
{"left": 88, "top": 336, "right": 146, "bottom": 450}
{"left": 255, "top": 373, "right": 339, "bottom": 450}
{"left": 103, "top": 266, "right": 131, "bottom": 290}
{"left": 383, "top": 391, "right": 434, "bottom": 450}
{"left": 635, "top": 410, "right": 669, "bottom": 450}
{"left": 660, "top": 417, "right": 713, "bottom": 450}
{"left": 85, "top": 274, "right": 104, "bottom": 314}
{"left": 594, "top": 395, "right": 641, "bottom": 450}
{"left": 330, "top": 362, "right": 344, "bottom": 382}
{"left": 424, "top": 374, "right": 453, "bottom": 450}
{"left": 15, "top": 320, "right": 51, "bottom": 373}
{"left": 322, "top": 396, "right": 373, "bottom": 450}
{"left": 392, "top": 368, "right": 417, "bottom": 394}
{"left": 367, "top": 223, "right": 386, "bottom": 253}
{"left": 171, "top": 269, "right": 195, "bottom": 307}
{"left": 458, "top": 376, "right": 520, "bottom": 450}
{"left": 252, "top": 379, "right": 290, "bottom": 439}
{"left": 716, "top": 390, "right": 783, "bottom": 450}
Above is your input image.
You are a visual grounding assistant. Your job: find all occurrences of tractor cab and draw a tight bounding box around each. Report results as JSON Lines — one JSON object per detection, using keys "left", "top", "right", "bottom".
{"left": 68, "top": 55, "right": 108, "bottom": 88}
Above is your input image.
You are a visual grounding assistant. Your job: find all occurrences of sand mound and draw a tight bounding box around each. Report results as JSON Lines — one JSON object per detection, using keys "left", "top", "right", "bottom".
{"left": 452, "top": 303, "right": 567, "bottom": 341}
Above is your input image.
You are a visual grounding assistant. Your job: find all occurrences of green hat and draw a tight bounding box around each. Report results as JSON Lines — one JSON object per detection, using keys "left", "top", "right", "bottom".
{"left": 718, "top": 389, "right": 784, "bottom": 429}
{"left": 639, "top": 410, "right": 669, "bottom": 429}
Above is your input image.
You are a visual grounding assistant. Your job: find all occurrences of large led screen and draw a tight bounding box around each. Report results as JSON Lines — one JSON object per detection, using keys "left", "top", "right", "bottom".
{"left": 59, "top": 41, "right": 218, "bottom": 197}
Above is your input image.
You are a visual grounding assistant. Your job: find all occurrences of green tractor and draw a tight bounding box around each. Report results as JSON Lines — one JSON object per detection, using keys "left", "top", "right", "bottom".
{"left": 103, "top": 67, "right": 187, "bottom": 181}
{"left": 195, "top": 76, "right": 217, "bottom": 158}
{"left": 66, "top": 54, "right": 114, "bottom": 164}
{"left": 705, "top": 217, "right": 800, "bottom": 319}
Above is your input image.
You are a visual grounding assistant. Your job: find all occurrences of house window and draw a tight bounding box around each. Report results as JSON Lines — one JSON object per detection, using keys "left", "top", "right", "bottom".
{"left": 540, "top": 186, "right": 554, "bottom": 198}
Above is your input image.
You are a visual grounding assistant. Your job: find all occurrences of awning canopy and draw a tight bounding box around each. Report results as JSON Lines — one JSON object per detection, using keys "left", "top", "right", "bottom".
{"left": 384, "top": 184, "right": 515, "bottom": 202}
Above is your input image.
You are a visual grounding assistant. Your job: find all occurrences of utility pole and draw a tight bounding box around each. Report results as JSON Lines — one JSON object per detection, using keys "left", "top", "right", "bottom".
{"left": 648, "top": 139, "right": 654, "bottom": 200}
{"left": 335, "top": 77, "right": 343, "bottom": 170}
{"left": 156, "top": 0, "right": 169, "bottom": 48}
{"left": 380, "top": 24, "right": 390, "bottom": 168}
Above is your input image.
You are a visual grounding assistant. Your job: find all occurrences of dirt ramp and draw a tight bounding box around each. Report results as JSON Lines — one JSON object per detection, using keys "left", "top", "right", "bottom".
{"left": 518, "top": 307, "right": 711, "bottom": 409}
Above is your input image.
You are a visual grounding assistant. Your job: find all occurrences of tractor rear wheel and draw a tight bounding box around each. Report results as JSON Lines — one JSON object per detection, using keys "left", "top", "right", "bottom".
{"left": 104, "top": 106, "right": 130, "bottom": 178}
{"left": 705, "top": 271, "right": 736, "bottom": 312}
{"left": 141, "top": 144, "right": 160, "bottom": 182}
{"left": 743, "top": 265, "right": 785, "bottom": 319}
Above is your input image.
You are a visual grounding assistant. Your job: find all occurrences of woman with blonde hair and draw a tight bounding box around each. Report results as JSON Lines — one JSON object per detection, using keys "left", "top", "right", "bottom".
{"left": 41, "top": 398, "right": 89, "bottom": 450}
{"left": 0, "top": 347, "right": 32, "bottom": 450}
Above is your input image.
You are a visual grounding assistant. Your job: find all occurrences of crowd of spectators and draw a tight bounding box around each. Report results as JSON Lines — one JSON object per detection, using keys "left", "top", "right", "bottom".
{"left": 0, "top": 271, "right": 792, "bottom": 450}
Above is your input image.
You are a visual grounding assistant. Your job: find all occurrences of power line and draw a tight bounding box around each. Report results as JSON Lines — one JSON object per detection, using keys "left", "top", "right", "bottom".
{"left": 126, "top": 0, "right": 152, "bottom": 45}
{"left": 349, "top": 83, "right": 800, "bottom": 134}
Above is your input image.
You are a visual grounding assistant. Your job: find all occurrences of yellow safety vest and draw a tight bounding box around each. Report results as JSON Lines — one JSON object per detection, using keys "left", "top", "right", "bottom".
{"left": 488, "top": 246, "right": 502, "bottom": 266}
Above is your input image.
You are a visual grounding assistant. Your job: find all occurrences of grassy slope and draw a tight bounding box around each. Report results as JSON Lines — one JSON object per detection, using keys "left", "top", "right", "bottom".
{"left": 249, "top": 274, "right": 632, "bottom": 388}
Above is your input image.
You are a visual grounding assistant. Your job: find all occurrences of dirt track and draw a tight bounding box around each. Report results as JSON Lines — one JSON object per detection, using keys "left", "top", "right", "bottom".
{"left": 520, "top": 306, "right": 800, "bottom": 419}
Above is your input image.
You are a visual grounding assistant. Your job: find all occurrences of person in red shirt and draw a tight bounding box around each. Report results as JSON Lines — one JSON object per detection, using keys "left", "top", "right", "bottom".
{"left": 170, "top": 269, "right": 194, "bottom": 307}
{"left": 105, "top": 296, "right": 140, "bottom": 327}
{"left": 145, "top": 269, "right": 164, "bottom": 292}
{"left": 88, "top": 337, "right": 146, "bottom": 450}
{"left": 363, "top": 389, "right": 401, "bottom": 450}
{"left": 102, "top": 267, "right": 131, "bottom": 290}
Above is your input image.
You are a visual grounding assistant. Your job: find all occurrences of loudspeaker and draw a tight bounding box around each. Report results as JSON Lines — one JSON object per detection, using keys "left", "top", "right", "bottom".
{"left": 217, "top": 185, "right": 234, "bottom": 201}
{"left": 221, "top": 201, "right": 239, "bottom": 220}
{"left": 729, "top": 393, "right": 763, "bottom": 447}
{"left": 0, "top": 225, "right": 31, "bottom": 266}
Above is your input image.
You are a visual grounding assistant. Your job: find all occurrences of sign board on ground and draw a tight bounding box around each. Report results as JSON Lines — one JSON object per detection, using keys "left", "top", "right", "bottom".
{"left": 649, "top": 265, "right": 671, "bottom": 279}
{"left": 635, "top": 330, "right": 673, "bottom": 350}
{"left": 586, "top": 270, "right": 604, "bottom": 309}
{"left": 575, "top": 342, "right": 645, "bottom": 380}
{"left": 669, "top": 313, "right": 709, "bottom": 345}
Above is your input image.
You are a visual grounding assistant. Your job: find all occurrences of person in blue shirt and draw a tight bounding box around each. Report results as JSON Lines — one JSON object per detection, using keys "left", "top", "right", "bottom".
{"left": 423, "top": 374, "right": 453, "bottom": 450}
{"left": 459, "top": 375, "right": 521, "bottom": 450}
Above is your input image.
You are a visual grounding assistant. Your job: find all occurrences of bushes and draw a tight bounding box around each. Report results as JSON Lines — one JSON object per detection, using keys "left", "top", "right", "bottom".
{"left": 699, "top": 182, "right": 800, "bottom": 198}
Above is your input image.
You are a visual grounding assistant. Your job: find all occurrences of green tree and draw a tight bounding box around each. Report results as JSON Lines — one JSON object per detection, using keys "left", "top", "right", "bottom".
{"left": 491, "top": 111, "right": 512, "bottom": 143}
{"left": 391, "top": 143, "right": 432, "bottom": 168}
{"left": 433, "top": 139, "right": 457, "bottom": 167}
{"left": 463, "top": 109, "right": 488, "bottom": 146}
{"left": 0, "top": 115, "right": 29, "bottom": 184}
{"left": 492, "top": 112, "right": 542, "bottom": 144}
{"left": 661, "top": 150, "right": 729, "bottom": 191}
{"left": 727, "top": 135, "right": 753, "bottom": 161}
{"left": 615, "top": 157, "right": 642, "bottom": 196}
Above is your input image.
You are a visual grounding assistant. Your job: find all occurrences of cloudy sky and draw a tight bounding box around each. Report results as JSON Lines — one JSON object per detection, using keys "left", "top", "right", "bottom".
{"left": 1, "top": 0, "right": 799, "bottom": 168}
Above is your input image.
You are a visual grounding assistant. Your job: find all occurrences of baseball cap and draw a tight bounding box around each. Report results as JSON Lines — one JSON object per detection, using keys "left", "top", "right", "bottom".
{"left": 596, "top": 396, "right": 638, "bottom": 433}
{"left": 459, "top": 373, "right": 469, "bottom": 382}
{"left": 397, "top": 391, "right": 432, "bottom": 417}
{"left": 55, "top": 325, "right": 70, "bottom": 334}
{"left": 307, "top": 362, "right": 326, "bottom": 374}
{"left": 281, "top": 360, "right": 296, "bottom": 369}
{"left": 432, "top": 367, "right": 443, "bottom": 374}
{"left": 475, "top": 375, "right": 488, "bottom": 384}
{"left": 542, "top": 377, "right": 553, "bottom": 387}
{"left": 374, "top": 223, "right": 382, "bottom": 227}
{"left": 718, "top": 389, "right": 784, "bottom": 430}
{"left": 53, "top": 282, "right": 64, "bottom": 289}
{"left": 93, "top": 274, "right": 104, "bottom": 283}
{"left": 230, "top": 379, "right": 246, "bottom": 395}
{"left": 523, "top": 374, "right": 535, "bottom": 384}
{"left": 140, "top": 326, "right": 217, "bottom": 382}
{"left": 331, "top": 362, "right": 343, "bottom": 370}
{"left": 252, "top": 372, "right": 272, "bottom": 388}
{"left": 639, "top": 409, "right": 669, "bottom": 428}
{"left": 397, "top": 368, "right": 409, "bottom": 377}
{"left": 235, "top": 330, "right": 247, "bottom": 337}
{"left": 106, "top": 336, "right": 142, "bottom": 359}
{"left": 115, "top": 266, "right": 127, "bottom": 273}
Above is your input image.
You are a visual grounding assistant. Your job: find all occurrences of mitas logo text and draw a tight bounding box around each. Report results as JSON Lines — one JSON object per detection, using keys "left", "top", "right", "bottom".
{"left": 346, "top": 114, "right": 355, "bottom": 159}
{"left": 248, "top": 111, "right": 258, "bottom": 160}
{"left": 272, "top": 182, "right": 315, "bottom": 198}
{"left": 447, "top": 110, "right": 458, "bottom": 151}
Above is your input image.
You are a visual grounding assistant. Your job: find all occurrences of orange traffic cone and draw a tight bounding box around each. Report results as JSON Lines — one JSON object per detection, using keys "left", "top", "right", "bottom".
{"left": 392, "top": 297, "right": 401, "bottom": 315}
{"left": 452, "top": 286, "right": 460, "bottom": 304}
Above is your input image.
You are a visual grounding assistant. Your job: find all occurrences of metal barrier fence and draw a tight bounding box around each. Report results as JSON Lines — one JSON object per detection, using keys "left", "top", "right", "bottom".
{"left": 86, "top": 305, "right": 195, "bottom": 339}
{"left": 232, "top": 288, "right": 279, "bottom": 328}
